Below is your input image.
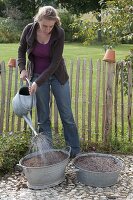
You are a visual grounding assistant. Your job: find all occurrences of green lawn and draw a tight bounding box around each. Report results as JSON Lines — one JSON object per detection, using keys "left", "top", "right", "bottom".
{"left": 0, "top": 43, "right": 132, "bottom": 65}
{"left": 64, "top": 43, "right": 133, "bottom": 62}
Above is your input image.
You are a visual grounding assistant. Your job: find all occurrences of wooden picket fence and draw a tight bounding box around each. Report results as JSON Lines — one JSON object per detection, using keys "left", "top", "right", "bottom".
{"left": 0, "top": 59, "right": 132, "bottom": 144}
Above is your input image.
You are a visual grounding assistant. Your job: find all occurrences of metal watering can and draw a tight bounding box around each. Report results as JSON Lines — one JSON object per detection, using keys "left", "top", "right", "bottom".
{"left": 12, "top": 78, "right": 38, "bottom": 137}
{"left": 12, "top": 86, "right": 36, "bottom": 117}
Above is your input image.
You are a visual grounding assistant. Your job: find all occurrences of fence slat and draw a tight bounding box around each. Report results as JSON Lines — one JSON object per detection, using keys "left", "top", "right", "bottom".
{"left": 95, "top": 59, "right": 101, "bottom": 142}
{"left": 75, "top": 59, "right": 80, "bottom": 127}
{"left": 88, "top": 59, "right": 93, "bottom": 141}
{"left": 54, "top": 98, "right": 58, "bottom": 134}
{"left": 127, "top": 62, "right": 132, "bottom": 142}
{"left": 82, "top": 59, "right": 86, "bottom": 140}
{"left": 69, "top": 60, "right": 74, "bottom": 99}
{"left": 5, "top": 67, "right": 13, "bottom": 131}
{"left": 0, "top": 62, "right": 6, "bottom": 133}
{"left": 17, "top": 79, "right": 23, "bottom": 131}
{"left": 11, "top": 65, "right": 19, "bottom": 132}
{"left": 114, "top": 62, "right": 120, "bottom": 139}
{"left": 34, "top": 108, "right": 38, "bottom": 130}
{"left": 120, "top": 62, "right": 124, "bottom": 139}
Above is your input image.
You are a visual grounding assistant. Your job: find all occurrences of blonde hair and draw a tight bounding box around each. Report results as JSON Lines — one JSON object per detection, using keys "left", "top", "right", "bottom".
{"left": 34, "top": 6, "right": 61, "bottom": 26}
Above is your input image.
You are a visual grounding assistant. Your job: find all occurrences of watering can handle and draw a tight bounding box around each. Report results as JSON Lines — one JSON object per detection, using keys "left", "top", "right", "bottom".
{"left": 20, "top": 77, "right": 31, "bottom": 87}
{"left": 25, "top": 77, "right": 31, "bottom": 86}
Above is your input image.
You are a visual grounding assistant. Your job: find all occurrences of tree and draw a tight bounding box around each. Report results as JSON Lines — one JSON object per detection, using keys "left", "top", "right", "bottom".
{"left": 103, "top": 0, "right": 133, "bottom": 44}
{"left": 56, "top": 0, "right": 107, "bottom": 15}
{"left": 57, "top": 0, "right": 108, "bottom": 42}
{"left": 0, "top": 0, "right": 6, "bottom": 17}
{"left": 4, "top": 0, "right": 57, "bottom": 19}
{"left": 72, "top": 0, "right": 133, "bottom": 45}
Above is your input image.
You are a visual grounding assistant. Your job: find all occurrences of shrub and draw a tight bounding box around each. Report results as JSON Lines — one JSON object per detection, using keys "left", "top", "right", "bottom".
{"left": 71, "top": 18, "right": 98, "bottom": 44}
{"left": 0, "top": 17, "right": 19, "bottom": 43}
{"left": 59, "top": 10, "right": 76, "bottom": 42}
{"left": 120, "top": 49, "right": 133, "bottom": 95}
{"left": 0, "top": 17, "right": 31, "bottom": 43}
{"left": 0, "top": 12, "right": 80, "bottom": 43}
{"left": 0, "top": 131, "right": 31, "bottom": 175}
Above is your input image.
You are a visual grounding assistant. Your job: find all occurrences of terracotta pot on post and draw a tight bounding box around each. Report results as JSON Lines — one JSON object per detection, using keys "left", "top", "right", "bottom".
{"left": 8, "top": 58, "right": 16, "bottom": 68}
{"left": 103, "top": 49, "right": 116, "bottom": 63}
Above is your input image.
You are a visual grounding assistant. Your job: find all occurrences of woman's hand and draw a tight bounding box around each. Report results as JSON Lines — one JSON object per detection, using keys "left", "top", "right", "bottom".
{"left": 20, "top": 70, "right": 28, "bottom": 80}
{"left": 29, "top": 82, "right": 38, "bottom": 95}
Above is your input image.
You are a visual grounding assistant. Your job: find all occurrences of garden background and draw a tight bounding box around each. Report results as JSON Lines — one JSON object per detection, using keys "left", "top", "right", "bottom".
{"left": 0, "top": 0, "right": 133, "bottom": 175}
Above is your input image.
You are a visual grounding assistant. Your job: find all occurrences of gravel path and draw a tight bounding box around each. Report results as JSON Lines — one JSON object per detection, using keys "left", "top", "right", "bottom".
{"left": 0, "top": 154, "right": 133, "bottom": 200}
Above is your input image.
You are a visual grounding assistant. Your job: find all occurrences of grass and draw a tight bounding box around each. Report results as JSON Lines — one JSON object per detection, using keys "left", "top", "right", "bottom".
{"left": 0, "top": 43, "right": 133, "bottom": 65}
{"left": 64, "top": 43, "right": 133, "bottom": 62}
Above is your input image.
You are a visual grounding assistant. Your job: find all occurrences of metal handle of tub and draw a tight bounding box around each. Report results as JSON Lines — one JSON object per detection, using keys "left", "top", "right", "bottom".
{"left": 73, "top": 168, "right": 80, "bottom": 172}
{"left": 16, "top": 163, "right": 23, "bottom": 171}
{"left": 116, "top": 157, "right": 125, "bottom": 171}
{"left": 63, "top": 146, "right": 71, "bottom": 156}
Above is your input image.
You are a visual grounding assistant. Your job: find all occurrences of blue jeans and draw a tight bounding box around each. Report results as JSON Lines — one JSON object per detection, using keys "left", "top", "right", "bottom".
{"left": 32, "top": 74, "right": 80, "bottom": 156}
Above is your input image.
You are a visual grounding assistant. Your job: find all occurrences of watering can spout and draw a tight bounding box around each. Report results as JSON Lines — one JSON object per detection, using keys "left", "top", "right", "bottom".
{"left": 23, "top": 115, "right": 38, "bottom": 137}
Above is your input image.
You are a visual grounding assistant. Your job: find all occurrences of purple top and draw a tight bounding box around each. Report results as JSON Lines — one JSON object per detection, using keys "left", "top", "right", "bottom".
{"left": 32, "top": 40, "right": 51, "bottom": 74}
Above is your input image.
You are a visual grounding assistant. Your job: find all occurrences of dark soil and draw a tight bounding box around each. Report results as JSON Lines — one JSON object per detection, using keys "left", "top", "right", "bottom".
{"left": 22, "top": 151, "right": 68, "bottom": 167}
{"left": 74, "top": 155, "right": 121, "bottom": 172}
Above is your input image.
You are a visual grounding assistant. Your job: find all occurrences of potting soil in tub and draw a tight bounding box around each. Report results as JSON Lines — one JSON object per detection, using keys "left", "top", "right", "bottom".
{"left": 75, "top": 155, "right": 121, "bottom": 172}
{"left": 22, "top": 151, "right": 68, "bottom": 167}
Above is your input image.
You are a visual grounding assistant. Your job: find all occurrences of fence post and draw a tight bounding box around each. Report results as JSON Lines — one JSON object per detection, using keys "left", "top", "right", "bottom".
{"left": 104, "top": 62, "right": 115, "bottom": 144}
{"left": 102, "top": 61, "right": 106, "bottom": 141}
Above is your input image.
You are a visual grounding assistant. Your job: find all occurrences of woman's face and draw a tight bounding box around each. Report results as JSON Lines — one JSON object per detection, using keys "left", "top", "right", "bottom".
{"left": 39, "top": 18, "right": 56, "bottom": 34}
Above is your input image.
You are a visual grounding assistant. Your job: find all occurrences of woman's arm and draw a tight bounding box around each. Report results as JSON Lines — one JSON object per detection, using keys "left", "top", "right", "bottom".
{"left": 18, "top": 24, "right": 31, "bottom": 73}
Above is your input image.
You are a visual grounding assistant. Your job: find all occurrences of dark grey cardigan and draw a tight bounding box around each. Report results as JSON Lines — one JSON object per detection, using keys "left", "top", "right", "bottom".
{"left": 18, "top": 22, "right": 69, "bottom": 86}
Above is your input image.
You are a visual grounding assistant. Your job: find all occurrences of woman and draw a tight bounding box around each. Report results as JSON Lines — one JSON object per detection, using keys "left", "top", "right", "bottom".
{"left": 18, "top": 5, "right": 80, "bottom": 158}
